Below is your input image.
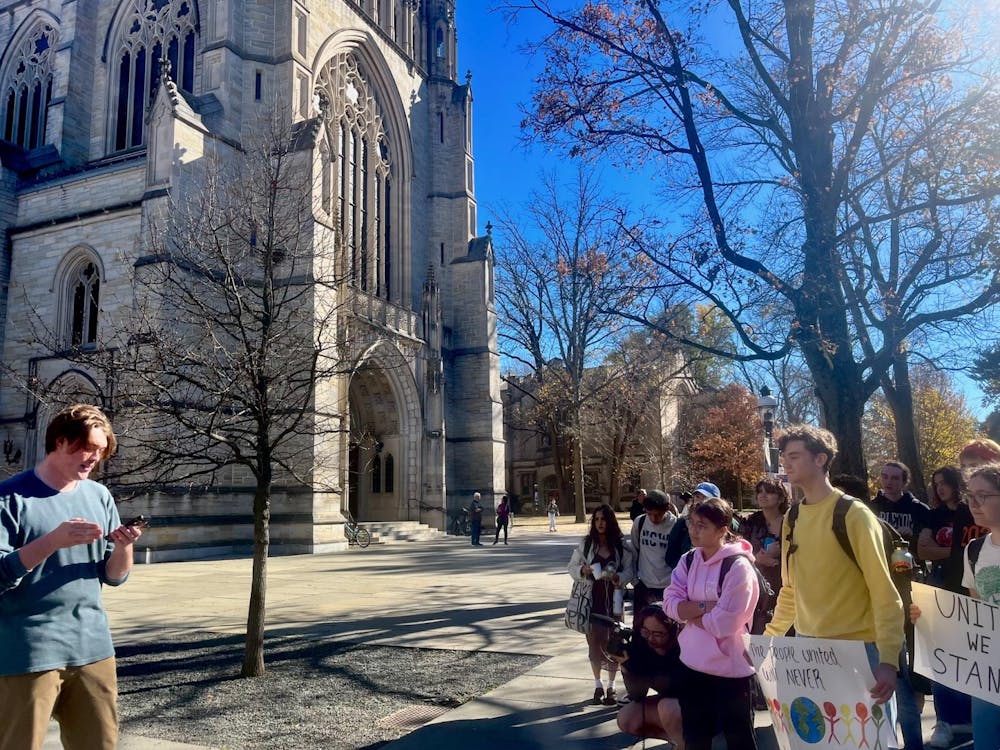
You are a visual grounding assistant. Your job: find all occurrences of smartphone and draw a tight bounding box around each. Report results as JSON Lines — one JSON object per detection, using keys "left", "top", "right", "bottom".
{"left": 105, "top": 514, "right": 151, "bottom": 540}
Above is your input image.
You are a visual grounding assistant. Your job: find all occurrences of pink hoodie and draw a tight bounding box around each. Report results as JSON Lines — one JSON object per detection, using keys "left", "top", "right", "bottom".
{"left": 663, "top": 538, "right": 759, "bottom": 678}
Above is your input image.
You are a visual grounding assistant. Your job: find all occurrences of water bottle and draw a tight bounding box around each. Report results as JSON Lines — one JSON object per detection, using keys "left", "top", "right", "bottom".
{"left": 613, "top": 588, "right": 624, "bottom": 616}
{"left": 891, "top": 541, "right": 914, "bottom": 574}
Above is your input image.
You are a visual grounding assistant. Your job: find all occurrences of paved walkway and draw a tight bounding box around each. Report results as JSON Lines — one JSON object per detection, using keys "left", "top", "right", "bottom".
{"left": 43, "top": 517, "right": 959, "bottom": 748}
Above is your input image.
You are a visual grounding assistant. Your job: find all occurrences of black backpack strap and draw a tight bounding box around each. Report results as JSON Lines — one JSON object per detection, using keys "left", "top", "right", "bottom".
{"left": 832, "top": 494, "right": 859, "bottom": 569}
{"left": 968, "top": 535, "right": 987, "bottom": 576}
{"left": 636, "top": 515, "right": 646, "bottom": 539}
{"left": 786, "top": 502, "right": 800, "bottom": 545}
{"left": 718, "top": 554, "right": 738, "bottom": 596}
{"left": 681, "top": 548, "right": 696, "bottom": 573}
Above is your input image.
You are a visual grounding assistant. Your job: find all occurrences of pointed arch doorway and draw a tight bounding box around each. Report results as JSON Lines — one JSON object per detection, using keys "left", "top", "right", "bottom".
{"left": 347, "top": 363, "right": 403, "bottom": 522}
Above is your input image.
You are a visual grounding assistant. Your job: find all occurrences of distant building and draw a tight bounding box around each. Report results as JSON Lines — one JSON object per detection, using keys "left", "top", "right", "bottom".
{"left": 0, "top": 0, "right": 504, "bottom": 559}
{"left": 502, "top": 355, "right": 696, "bottom": 512}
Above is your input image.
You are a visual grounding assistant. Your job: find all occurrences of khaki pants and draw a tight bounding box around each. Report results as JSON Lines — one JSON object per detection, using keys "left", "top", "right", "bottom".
{"left": 0, "top": 657, "right": 118, "bottom": 750}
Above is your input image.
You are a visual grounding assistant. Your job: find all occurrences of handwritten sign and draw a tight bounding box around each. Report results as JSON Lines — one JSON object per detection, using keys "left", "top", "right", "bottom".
{"left": 911, "top": 582, "right": 1000, "bottom": 707}
{"left": 748, "top": 635, "right": 899, "bottom": 750}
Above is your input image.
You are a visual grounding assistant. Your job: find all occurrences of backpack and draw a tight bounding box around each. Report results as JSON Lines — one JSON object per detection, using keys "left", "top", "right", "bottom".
{"left": 967, "top": 535, "right": 988, "bottom": 577}
{"left": 681, "top": 548, "right": 778, "bottom": 635}
{"left": 786, "top": 494, "right": 912, "bottom": 605}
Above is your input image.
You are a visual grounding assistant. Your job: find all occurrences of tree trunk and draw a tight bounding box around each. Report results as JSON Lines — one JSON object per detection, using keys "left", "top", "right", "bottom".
{"left": 807, "top": 344, "right": 868, "bottom": 481}
{"left": 241, "top": 478, "right": 270, "bottom": 677}
{"left": 881, "top": 350, "right": 926, "bottom": 500}
{"left": 574, "top": 436, "right": 586, "bottom": 523}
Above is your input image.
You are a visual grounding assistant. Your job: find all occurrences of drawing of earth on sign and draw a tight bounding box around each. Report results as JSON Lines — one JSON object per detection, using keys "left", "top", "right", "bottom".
{"left": 789, "top": 697, "right": 825, "bottom": 743}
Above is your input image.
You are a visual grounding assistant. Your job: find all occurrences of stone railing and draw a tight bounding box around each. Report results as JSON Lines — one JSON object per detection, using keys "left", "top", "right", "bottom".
{"left": 349, "top": 289, "right": 417, "bottom": 338}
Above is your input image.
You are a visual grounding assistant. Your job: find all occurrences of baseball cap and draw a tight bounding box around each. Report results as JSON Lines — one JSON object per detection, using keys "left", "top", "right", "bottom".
{"left": 694, "top": 482, "right": 721, "bottom": 499}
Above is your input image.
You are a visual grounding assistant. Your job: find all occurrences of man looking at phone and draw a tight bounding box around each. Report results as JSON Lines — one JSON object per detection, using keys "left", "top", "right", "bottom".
{"left": 0, "top": 404, "right": 142, "bottom": 750}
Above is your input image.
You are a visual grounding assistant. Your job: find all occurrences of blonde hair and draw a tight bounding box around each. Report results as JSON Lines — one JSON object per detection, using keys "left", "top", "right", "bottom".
{"left": 45, "top": 404, "right": 116, "bottom": 459}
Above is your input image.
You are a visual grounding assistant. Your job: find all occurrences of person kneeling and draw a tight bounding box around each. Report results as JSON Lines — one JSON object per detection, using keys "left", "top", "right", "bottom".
{"left": 612, "top": 605, "right": 684, "bottom": 749}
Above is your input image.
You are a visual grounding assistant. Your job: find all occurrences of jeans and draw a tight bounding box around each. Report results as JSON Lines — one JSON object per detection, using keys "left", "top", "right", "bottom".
{"left": 864, "top": 643, "right": 923, "bottom": 750}
{"left": 470, "top": 519, "right": 481, "bottom": 545}
{"left": 494, "top": 519, "right": 508, "bottom": 543}
{"left": 971, "top": 697, "right": 1000, "bottom": 750}
{"left": 931, "top": 680, "right": 971, "bottom": 725}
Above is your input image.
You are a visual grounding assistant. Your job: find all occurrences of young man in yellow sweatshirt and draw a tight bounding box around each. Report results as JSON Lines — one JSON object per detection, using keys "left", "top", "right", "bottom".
{"left": 765, "top": 425, "right": 922, "bottom": 748}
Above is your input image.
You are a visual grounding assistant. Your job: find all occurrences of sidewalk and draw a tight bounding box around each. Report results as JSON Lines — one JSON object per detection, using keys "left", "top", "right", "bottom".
{"left": 43, "top": 524, "right": 955, "bottom": 749}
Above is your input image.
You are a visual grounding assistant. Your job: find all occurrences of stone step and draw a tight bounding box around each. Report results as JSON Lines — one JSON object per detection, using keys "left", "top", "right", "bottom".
{"left": 357, "top": 521, "right": 444, "bottom": 545}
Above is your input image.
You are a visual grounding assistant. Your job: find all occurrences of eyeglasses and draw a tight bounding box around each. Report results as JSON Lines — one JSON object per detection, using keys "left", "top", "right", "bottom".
{"left": 968, "top": 492, "right": 1000, "bottom": 506}
{"left": 640, "top": 628, "right": 669, "bottom": 640}
{"left": 686, "top": 521, "right": 712, "bottom": 532}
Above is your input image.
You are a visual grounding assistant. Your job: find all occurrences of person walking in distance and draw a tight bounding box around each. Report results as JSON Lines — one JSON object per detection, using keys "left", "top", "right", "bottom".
{"left": 547, "top": 497, "right": 559, "bottom": 532}
{"left": 0, "top": 404, "right": 144, "bottom": 750}
{"left": 630, "top": 489, "right": 647, "bottom": 521}
{"left": 469, "top": 492, "right": 484, "bottom": 546}
{"left": 630, "top": 489, "right": 677, "bottom": 628}
{"left": 765, "top": 425, "right": 923, "bottom": 750}
{"left": 493, "top": 495, "right": 511, "bottom": 545}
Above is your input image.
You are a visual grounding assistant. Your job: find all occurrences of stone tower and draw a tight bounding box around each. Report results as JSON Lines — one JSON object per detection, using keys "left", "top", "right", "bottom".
{"left": 0, "top": 0, "right": 505, "bottom": 559}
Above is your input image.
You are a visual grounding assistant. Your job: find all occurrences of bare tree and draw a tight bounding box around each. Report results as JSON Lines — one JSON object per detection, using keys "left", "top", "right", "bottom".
{"left": 495, "top": 169, "right": 655, "bottom": 521}
{"left": 25, "top": 112, "right": 354, "bottom": 678}
{"left": 505, "top": 0, "right": 1000, "bottom": 478}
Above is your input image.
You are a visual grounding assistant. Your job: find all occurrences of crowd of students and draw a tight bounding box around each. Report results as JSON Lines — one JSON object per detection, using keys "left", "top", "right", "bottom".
{"left": 565, "top": 430, "right": 1000, "bottom": 750}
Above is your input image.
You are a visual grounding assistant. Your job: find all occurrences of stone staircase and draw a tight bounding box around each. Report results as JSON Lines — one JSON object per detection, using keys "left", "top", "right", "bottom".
{"left": 357, "top": 520, "right": 444, "bottom": 545}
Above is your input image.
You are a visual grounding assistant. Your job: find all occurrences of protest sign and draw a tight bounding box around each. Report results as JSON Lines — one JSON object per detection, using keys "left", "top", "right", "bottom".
{"left": 748, "top": 635, "right": 898, "bottom": 750}
{"left": 911, "top": 582, "right": 1000, "bottom": 707}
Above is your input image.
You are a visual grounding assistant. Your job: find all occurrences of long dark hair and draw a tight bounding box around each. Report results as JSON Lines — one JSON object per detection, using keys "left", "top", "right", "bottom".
{"left": 587, "top": 503, "right": 623, "bottom": 551}
{"left": 931, "top": 466, "right": 963, "bottom": 506}
{"left": 691, "top": 498, "right": 738, "bottom": 543}
{"left": 754, "top": 477, "right": 791, "bottom": 514}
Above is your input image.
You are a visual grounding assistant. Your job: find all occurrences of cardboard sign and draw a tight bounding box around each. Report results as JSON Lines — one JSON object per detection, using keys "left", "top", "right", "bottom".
{"left": 911, "top": 582, "right": 1000, "bottom": 707}
{"left": 748, "top": 635, "right": 898, "bottom": 750}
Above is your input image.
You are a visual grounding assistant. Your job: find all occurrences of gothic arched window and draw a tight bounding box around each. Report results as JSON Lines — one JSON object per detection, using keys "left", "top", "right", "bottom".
{"left": 370, "top": 454, "right": 382, "bottom": 494}
{"left": 110, "top": 0, "right": 198, "bottom": 152}
{"left": 68, "top": 261, "right": 101, "bottom": 348}
{"left": 315, "top": 54, "right": 396, "bottom": 302}
{"left": 383, "top": 453, "right": 394, "bottom": 494}
{"left": 1, "top": 21, "right": 57, "bottom": 150}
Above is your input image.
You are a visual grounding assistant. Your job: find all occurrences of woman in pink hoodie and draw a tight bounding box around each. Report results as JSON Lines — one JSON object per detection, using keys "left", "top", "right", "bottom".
{"left": 663, "top": 498, "right": 759, "bottom": 750}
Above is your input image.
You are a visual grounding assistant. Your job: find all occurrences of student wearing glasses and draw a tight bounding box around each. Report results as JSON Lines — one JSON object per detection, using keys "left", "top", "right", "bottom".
{"left": 911, "top": 462, "right": 1000, "bottom": 747}
{"left": 664, "top": 498, "right": 760, "bottom": 750}
{"left": 612, "top": 605, "right": 684, "bottom": 747}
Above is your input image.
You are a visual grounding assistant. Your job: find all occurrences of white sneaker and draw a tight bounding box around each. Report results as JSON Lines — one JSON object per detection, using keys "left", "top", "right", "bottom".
{"left": 927, "top": 722, "right": 954, "bottom": 748}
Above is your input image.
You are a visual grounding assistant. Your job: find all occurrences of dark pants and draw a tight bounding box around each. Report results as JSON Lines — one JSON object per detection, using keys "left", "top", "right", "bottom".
{"left": 470, "top": 520, "right": 482, "bottom": 545}
{"left": 631, "top": 582, "right": 665, "bottom": 630}
{"left": 494, "top": 519, "right": 508, "bottom": 543}
{"left": 678, "top": 664, "right": 757, "bottom": 750}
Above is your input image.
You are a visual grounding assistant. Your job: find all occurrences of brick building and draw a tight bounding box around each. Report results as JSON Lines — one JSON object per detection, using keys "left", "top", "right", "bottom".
{"left": 0, "top": 0, "right": 504, "bottom": 559}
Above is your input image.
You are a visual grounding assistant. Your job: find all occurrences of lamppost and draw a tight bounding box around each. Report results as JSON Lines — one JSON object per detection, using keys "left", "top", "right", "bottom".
{"left": 756, "top": 386, "right": 779, "bottom": 475}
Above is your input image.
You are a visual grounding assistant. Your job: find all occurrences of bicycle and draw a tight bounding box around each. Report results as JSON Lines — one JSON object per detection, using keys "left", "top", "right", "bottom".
{"left": 344, "top": 511, "right": 371, "bottom": 548}
{"left": 448, "top": 507, "right": 471, "bottom": 536}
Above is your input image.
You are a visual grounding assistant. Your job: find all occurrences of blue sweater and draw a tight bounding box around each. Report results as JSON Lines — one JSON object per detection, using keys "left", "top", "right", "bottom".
{"left": 0, "top": 470, "right": 125, "bottom": 675}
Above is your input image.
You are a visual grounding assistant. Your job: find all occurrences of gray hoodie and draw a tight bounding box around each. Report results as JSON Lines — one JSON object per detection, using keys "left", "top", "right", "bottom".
{"left": 630, "top": 512, "right": 678, "bottom": 588}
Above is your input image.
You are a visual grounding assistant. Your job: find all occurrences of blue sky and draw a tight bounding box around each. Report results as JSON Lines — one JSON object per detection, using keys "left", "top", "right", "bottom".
{"left": 454, "top": 3, "right": 995, "bottom": 420}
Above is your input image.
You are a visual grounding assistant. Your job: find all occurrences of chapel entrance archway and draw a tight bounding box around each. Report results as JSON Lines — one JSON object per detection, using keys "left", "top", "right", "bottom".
{"left": 347, "top": 362, "right": 405, "bottom": 521}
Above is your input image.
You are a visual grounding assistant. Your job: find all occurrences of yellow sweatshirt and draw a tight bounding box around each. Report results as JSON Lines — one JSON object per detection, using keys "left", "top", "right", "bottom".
{"left": 765, "top": 491, "right": 904, "bottom": 664}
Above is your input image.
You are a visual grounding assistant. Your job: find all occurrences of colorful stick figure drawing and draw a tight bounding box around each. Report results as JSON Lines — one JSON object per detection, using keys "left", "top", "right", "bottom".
{"left": 840, "top": 704, "right": 856, "bottom": 744}
{"left": 823, "top": 701, "right": 841, "bottom": 744}
{"left": 770, "top": 698, "right": 787, "bottom": 735}
{"left": 871, "top": 704, "right": 885, "bottom": 750}
{"left": 855, "top": 703, "right": 871, "bottom": 749}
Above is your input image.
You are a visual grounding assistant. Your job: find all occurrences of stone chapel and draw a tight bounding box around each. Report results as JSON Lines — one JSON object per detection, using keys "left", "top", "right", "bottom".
{"left": 0, "top": 0, "right": 506, "bottom": 560}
